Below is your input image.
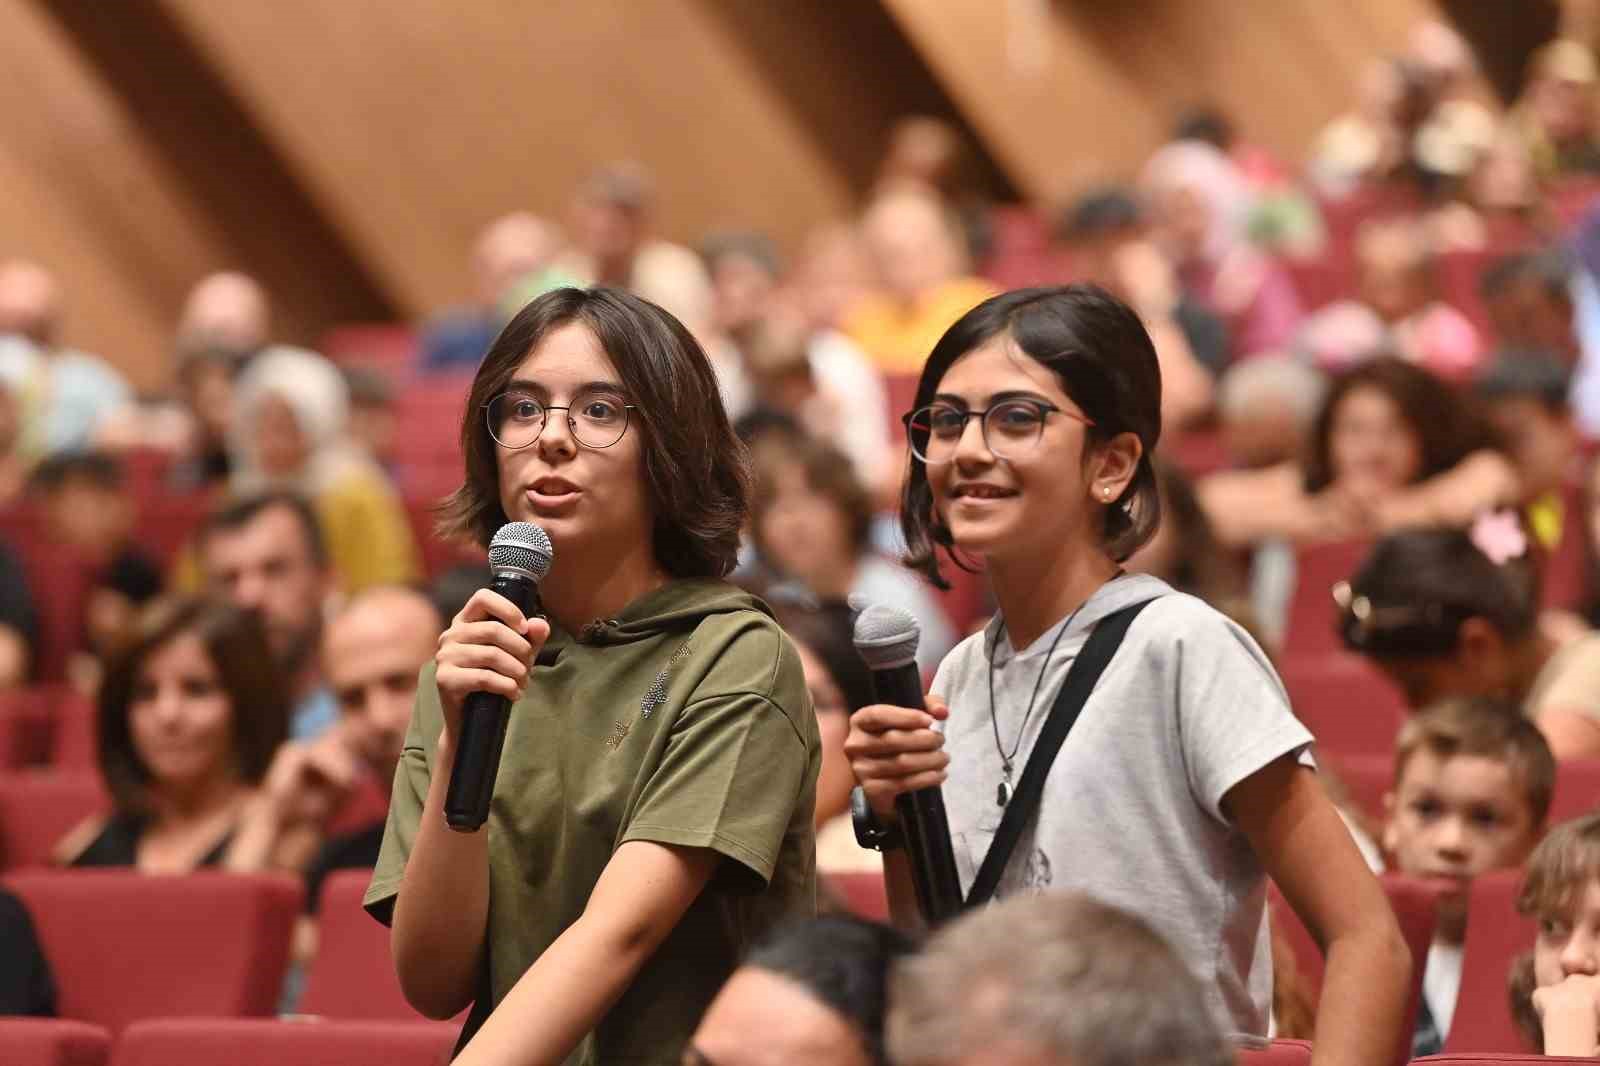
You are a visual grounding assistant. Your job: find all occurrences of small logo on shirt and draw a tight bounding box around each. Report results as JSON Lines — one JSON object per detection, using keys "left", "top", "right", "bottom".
{"left": 640, "top": 642, "right": 693, "bottom": 719}
{"left": 603, "top": 721, "right": 631, "bottom": 751}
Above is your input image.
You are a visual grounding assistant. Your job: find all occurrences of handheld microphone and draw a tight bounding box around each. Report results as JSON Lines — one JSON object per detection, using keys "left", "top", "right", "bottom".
{"left": 444, "top": 522, "right": 554, "bottom": 832}
{"left": 852, "top": 604, "right": 964, "bottom": 924}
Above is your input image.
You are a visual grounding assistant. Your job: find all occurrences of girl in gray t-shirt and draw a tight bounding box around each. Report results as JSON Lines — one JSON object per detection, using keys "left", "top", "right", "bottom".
{"left": 847, "top": 285, "right": 1410, "bottom": 1062}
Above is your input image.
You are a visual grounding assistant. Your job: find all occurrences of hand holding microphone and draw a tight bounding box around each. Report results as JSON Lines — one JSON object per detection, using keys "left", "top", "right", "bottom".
{"left": 435, "top": 522, "right": 554, "bottom": 831}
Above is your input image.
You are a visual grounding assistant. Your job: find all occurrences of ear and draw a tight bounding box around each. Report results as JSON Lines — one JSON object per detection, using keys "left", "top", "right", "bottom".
{"left": 1090, "top": 431, "right": 1143, "bottom": 503}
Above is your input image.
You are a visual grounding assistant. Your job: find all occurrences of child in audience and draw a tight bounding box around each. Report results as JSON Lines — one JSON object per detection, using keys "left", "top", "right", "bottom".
{"left": 1475, "top": 356, "right": 1583, "bottom": 553}
{"left": 1382, "top": 697, "right": 1554, "bottom": 1054}
{"left": 1339, "top": 513, "right": 1600, "bottom": 758}
{"left": 1512, "top": 811, "right": 1600, "bottom": 1055}
{"left": 54, "top": 598, "right": 290, "bottom": 872}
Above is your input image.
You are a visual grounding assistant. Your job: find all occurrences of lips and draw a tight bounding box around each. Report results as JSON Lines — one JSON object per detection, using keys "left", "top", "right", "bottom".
{"left": 532, "top": 476, "right": 580, "bottom": 496}
{"left": 951, "top": 482, "right": 1016, "bottom": 500}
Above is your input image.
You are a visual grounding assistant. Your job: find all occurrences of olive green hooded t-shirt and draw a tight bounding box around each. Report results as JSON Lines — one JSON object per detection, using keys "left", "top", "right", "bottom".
{"left": 364, "top": 579, "right": 820, "bottom": 1064}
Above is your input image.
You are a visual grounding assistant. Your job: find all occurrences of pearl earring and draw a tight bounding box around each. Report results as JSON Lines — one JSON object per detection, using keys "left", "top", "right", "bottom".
{"left": 1102, "top": 487, "right": 1112, "bottom": 499}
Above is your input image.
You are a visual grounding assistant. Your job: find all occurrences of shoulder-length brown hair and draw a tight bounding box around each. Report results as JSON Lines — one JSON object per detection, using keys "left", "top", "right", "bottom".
{"left": 1303, "top": 356, "right": 1503, "bottom": 493}
{"left": 98, "top": 597, "right": 289, "bottom": 814}
{"left": 438, "top": 286, "right": 749, "bottom": 578}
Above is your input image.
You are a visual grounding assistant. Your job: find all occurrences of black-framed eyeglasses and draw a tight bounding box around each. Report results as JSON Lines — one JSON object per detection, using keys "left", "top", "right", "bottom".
{"left": 901, "top": 399, "right": 1091, "bottom": 464}
{"left": 484, "top": 388, "right": 637, "bottom": 451}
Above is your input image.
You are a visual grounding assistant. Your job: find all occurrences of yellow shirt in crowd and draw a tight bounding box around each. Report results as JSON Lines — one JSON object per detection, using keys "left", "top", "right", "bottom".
{"left": 843, "top": 278, "right": 999, "bottom": 375}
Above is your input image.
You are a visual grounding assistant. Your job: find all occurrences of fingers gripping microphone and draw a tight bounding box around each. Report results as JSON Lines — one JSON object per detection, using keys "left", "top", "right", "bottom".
{"left": 444, "top": 522, "right": 554, "bottom": 832}
{"left": 853, "top": 605, "right": 964, "bottom": 924}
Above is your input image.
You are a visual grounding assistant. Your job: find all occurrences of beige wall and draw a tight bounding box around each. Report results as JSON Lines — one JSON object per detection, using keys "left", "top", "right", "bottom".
{"left": 0, "top": 0, "right": 1482, "bottom": 390}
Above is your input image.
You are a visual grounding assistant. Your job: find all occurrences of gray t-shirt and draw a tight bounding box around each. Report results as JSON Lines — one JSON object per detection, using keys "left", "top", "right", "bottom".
{"left": 931, "top": 573, "right": 1313, "bottom": 1038}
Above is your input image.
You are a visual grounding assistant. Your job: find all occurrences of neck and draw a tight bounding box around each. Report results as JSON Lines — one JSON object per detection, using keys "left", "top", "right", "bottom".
{"left": 989, "top": 544, "right": 1121, "bottom": 650}
{"left": 541, "top": 539, "right": 668, "bottom": 633}
{"left": 150, "top": 772, "right": 245, "bottom": 824}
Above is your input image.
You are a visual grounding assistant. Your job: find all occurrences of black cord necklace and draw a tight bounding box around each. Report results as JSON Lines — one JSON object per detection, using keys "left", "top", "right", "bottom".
{"left": 987, "top": 597, "right": 1088, "bottom": 807}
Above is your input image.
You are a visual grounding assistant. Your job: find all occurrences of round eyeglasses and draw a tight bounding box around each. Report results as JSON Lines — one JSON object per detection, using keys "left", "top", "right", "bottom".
{"left": 902, "top": 399, "right": 1091, "bottom": 464}
{"left": 484, "top": 389, "right": 637, "bottom": 451}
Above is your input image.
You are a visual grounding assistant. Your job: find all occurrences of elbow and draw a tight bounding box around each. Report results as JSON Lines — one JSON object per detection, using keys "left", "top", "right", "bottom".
{"left": 392, "top": 930, "right": 478, "bottom": 1021}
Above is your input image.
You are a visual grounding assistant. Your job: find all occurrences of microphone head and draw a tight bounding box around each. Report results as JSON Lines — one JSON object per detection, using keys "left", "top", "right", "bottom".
{"left": 852, "top": 603, "right": 921, "bottom": 671}
{"left": 488, "top": 522, "right": 554, "bottom": 581}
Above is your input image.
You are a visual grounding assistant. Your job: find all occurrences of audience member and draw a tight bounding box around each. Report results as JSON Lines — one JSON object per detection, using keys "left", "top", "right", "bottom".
{"left": 1214, "top": 355, "right": 1327, "bottom": 470}
{"left": 792, "top": 222, "right": 875, "bottom": 334}
{"left": 0, "top": 535, "right": 34, "bottom": 689}
{"left": 343, "top": 365, "right": 399, "bottom": 473}
{"left": 176, "top": 271, "right": 271, "bottom": 360}
{"left": 0, "top": 259, "right": 131, "bottom": 456}
{"left": 1299, "top": 218, "right": 1484, "bottom": 381}
{"left": 767, "top": 597, "right": 878, "bottom": 874}
{"left": 1142, "top": 139, "right": 1304, "bottom": 358}
{"left": 844, "top": 183, "right": 997, "bottom": 375}
{"left": 421, "top": 211, "right": 564, "bottom": 373}
{"left": 197, "top": 491, "right": 339, "bottom": 740}
{"left": 1338, "top": 514, "right": 1600, "bottom": 758}
{"left": 167, "top": 345, "right": 239, "bottom": 488}
{"left": 1512, "top": 810, "right": 1600, "bottom": 1054}
{"left": 231, "top": 346, "right": 420, "bottom": 592}
{"left": 1381, "top": 698, "right": 1554, "bottom": 1054}
{"left": 54, "top": 598, "right": 288, "bottom": 871}
{"left": 1201, "top": 357, "right": 1517, "bottom": 548}
{"left": 1481, "top": 249, "right": 1581, "bottom": 365}
{"left": 687, "top": 915, "right": 913, "bottom": 1066}
{"left": 751, "top": 435, "right": 955, "bottom": 676}
{"left": 1516, "top": 39, "right": 1600, "bottom": 180}
{"left": 1307, "top": 57, "right": 1433, "bottom": 199}
{"left": 0, "top": 888, "right": 54, "bottom": 1016}
{"left": 1475, "top": 355, "right": 1583, "bottom": 552}
{"left": 700, "top": 230, "right": 783, "bottom": 354}
{"left": 887, "top": 893, "right": 1232, "bottom": 1066}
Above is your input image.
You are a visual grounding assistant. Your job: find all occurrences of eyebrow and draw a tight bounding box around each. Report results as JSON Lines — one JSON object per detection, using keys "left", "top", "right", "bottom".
{"left": 504, "top": 378, "right": 626, "bottom": 397}
{"left": 931, "top": 389, "right": 1055, "bottom": 407}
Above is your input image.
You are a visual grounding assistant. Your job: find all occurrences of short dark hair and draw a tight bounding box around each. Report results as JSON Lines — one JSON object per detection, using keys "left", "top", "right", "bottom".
{"left": 1057, "top": 188, "right": 1144, "bottom": 243}
{"left": 1394, "top": 696, "right": 1556, "bottom": 825}
{"left": 751, "top": 435, "right": 875, "bottom": 558}
{"left": 1339, "top": 525, "right": 1539, "bottom": 658}
{"left": 440, "top": 287, "right": 750, "bottom": 577}
{"left": 901, "top": 285, "right": 1163, "bottom": 587}
{"left": 199, "top": 490, "right": 328, "bottom": 570}
{"left": 744, "top": 916, "right": 915, "bottom": 1066}
{"left": 28, "top": 451, "right": 124, "bottom": 496}
{"left": 1304, "top": 357, "right": 1503, "bottom": 493}
{"left": 1475, "top": 352, "right": 1573, "bottom": 412}
{"left": 98, "top": 597, "right": 289, "bottom": 814}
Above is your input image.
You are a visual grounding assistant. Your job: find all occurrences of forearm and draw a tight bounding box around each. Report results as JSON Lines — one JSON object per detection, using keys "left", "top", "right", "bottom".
{"left": 453, "top": 912, "right": 655, "bottom": 1066}
{"left": 1308, "top": 925, "right": 1411, "bottom": 1066}
{"left": 391, "top": 734, "right": 490, "bottom": 1019}
{"left": 222, "top": 795, "right": 284, "bottom": 872}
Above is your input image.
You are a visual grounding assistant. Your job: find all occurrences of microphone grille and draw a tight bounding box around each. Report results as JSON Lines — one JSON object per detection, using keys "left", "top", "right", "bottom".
{"left": 488, "top": 522, "right": 554, "bottom": 581}
{"left": 852, "top": 603, "right": 921, "bottom": 670}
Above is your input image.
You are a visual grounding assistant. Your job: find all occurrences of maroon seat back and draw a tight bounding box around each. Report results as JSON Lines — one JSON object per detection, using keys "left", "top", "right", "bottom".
{"left": 110, "top": 1018, "right": 456, "bottom": 1066}
{"left": 1444, "top": 870, "right": 1539, "bottom": 1053}
{"left": 0, "top": 1018, "right": 111, "bottom": 1066}
{"left": 299, "top": 869, "right": 421, "bottom": 1020}
{"left": 0, "top": 770, "right": 108, "bottom": 870}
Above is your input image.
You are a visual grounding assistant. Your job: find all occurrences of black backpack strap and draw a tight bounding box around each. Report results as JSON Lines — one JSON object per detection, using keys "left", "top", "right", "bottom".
{"left": 965, "top": 598, "right": 1158, "bottom": 908}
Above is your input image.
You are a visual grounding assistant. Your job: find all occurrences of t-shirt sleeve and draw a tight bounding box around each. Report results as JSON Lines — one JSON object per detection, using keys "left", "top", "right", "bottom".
{"left": 620, "top": 629, "right": 814, "bottom": 889}
{"left": 363, "top": 663, "right": 440, "bottom": 926}
{"left": 1164, "top": 599, "right": 1315, "bottom": 823}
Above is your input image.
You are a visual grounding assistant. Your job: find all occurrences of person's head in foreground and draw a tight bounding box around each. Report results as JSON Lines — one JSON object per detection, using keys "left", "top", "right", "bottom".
{"left": 1383, "top": 697, "right": 1553, "bottom": 942}
{"left": 1512, "top": 810, "right": 1600, "bottom": 1054}
{"left": 685, "top": 915, "right": 913, "bottom": 1066}
{"left": 887, "top": 893, "right": 1231, "bottom": 1066}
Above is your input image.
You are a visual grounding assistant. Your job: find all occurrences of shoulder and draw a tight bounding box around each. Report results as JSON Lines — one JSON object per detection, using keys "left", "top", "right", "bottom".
{"left": 1124, "top": 591, "right": 1278, "bottom": 676}
{"left": 684, "top": 593, "right": 806, "bottom": 703}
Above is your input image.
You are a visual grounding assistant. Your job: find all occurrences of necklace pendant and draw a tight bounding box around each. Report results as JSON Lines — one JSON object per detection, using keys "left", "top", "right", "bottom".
{"left": 997, "top": 780, "right": 1010, "bottom": 807}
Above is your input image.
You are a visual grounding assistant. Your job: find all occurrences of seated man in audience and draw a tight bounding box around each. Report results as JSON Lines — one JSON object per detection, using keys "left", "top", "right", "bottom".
{"left": 1382, "top": 698, "right": 1554, "bottom": 1055}
{"left": 198, "top": 491, "right": 338, "bottom": 739}
{"left": 887, "top": 893, "right": 1231, "bottom": 1066}
{"left": 686, "top": 915, "right": 913, "bottom": 1066}
{"left": 1338, "top": 515, "right": 1600, "bottom": 758}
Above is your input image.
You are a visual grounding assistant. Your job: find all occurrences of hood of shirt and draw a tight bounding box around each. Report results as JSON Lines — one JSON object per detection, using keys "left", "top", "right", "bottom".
{"left": 547, "top": 577, "right": 773, "bottom": 650}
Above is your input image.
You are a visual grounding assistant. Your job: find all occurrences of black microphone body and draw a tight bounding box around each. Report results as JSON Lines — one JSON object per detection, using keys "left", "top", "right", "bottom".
{"left": 867, "top": 660, "right": 965, "bottom": 925}
{"left": 444, "top": 523, "right": 553, "bottom": 832}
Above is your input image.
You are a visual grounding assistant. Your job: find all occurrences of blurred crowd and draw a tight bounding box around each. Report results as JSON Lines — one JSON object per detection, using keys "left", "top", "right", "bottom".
{"left": 15, "top": 14, "right": 1600, "bottom": 1062}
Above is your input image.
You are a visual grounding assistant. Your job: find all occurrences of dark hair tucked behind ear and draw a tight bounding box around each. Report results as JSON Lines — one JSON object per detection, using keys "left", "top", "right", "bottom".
{"left": 901, "top": 285, "right": 1163, "bottom": 587}
{"left": 439, "top": 286, "right": 749, "bottom": 578}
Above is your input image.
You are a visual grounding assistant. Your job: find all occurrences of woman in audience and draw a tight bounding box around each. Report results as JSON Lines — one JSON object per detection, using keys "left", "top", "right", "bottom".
{"left": 367, "top": 287, "right": 817, "bottom": 1065}
{"left": 1200, "top": 356, "right": 1518, "bottom": 549}
{"left": 1511, "top": 811, "right": 1600, "bottom": 1054}
{"left": 847, "top": 285, "right": 1409, "bottom": 1059}
{"left": 54, "top": 597, "right": 289, "bottom": 871}
{"left": 230, "top": 345, "right": 420, "bottom": 593}
{"left": 1338, "top": 513, "right": 1600, "bottom": 759}
{"left": 751, "top": 434, "right": 955, "bottom": 676}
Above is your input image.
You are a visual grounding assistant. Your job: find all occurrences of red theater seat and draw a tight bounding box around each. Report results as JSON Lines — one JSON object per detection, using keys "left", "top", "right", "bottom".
{"left": 1236, "top": 1040, "right": 1312, "bottom": 1066}
{"left": 299, "top": 869, "right": 421, "bottom": 1020}
{"left": 110, "top": 1018, "right": 457, "bottom": 1066}
{"left": 1283, "top": 540, "right": 1373, "bottom": 659}
{"left": 1279, "top": 654, "right": 1407, "bottom": 757}
{"left": 1550, "top": 759, "right": 1600, "bottom": 826}
{"left": 1418, "top": 1058, "right": 1591, "bottom": 1065}
{"left": 3, "top": 871, "right": 301, "bottom": 1033}
{"left": 0, "top": 1018, "right": 112, "bottom": 1066}
{"left": 1326, "top": 752, "right": 1391, "bottom": 826}
{"left": 822, "top": 870, "right": 890, "bottom": 923}
{"left": 1269, "top": 874, "right": 1438, "bottom": 1066}
{"left": 0, "top": 770, "right": 108, "bottom": 871}
{"left": 1444, "top": 870, "right": 1538, "bottom": 1053}
{"left": 321, "top": 324, "right": 421, "bottom": 374}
